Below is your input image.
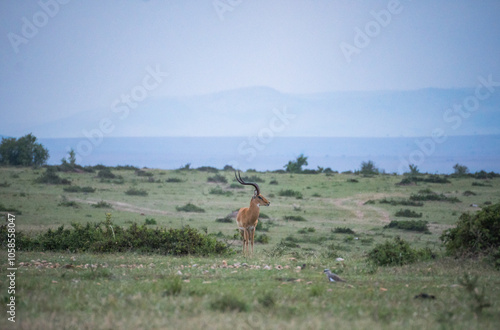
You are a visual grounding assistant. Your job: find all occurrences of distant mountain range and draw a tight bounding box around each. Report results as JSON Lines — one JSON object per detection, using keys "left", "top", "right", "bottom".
{"left": 27, "top": 86, "right": 500, "bottom": 138}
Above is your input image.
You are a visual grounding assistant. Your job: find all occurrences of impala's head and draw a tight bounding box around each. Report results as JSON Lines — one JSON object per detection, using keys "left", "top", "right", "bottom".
{"left": 235, "top": 171, "right": 270, "bottom": 207}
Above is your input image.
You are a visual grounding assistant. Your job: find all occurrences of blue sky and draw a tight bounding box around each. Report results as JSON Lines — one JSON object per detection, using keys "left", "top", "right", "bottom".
{"left": 1, "top": 0, "right": 500, "bottom": 138}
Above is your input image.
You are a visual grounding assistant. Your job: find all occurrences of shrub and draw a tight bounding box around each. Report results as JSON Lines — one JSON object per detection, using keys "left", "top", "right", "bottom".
{"left": 207, "top": 174, "right": 227, "bottom": 183}
{"left": 97, "top": 168, "right": 116, "bottom": 179}
{"left": 210, "top": 295, "right": 248, "bottom": 312}
{"left": 209, "top": 186, "right": 233, "bottom": 196}
{"left": 0, "top": 218, "right": 229, "bottom": 256}
{"left": 63, "top": 186, "right": 96, "bottom": 193}
{"left": 332, "top": 227, "right": 355, "bottom": 234}
{"left": 279, "top": 189, "right": 303, "bottom": 199}
{"left": 284, "top": 215, "right": 307, "bottom": 222}
{"left": 394, "top": 209, "right": 423, "bottom": 218}
{"left": 197, "top": 166, "right": 219, "bottom": 173}
{"left": 298, "top": 227, "right": 316, "bottom": 234}
{"left": 360, "top": 160, "right": 379, "bottom": 175}
{"left": 367, "top": 236, "right": 433, "bottom": 266}
{"left": 255, "top": 234, "right": 270, "bottom": 244}
{"left": 176, "top": 203, "right": 205, "bottom": 213}
{"left": 379, "top": 198, "right": 424, "bottom": 207}
{"left": 135, "top": 169, "right": 153, "bottom": 177}
{"left": 384, "top": 220, "right": 429, "bottom": 233}
{"left": 215, "top": 216, "right": 233, "bottom": 223}
{"left": 441, "top": 203, "right": 500, "bottom": 257}
{"left": 144, "top": 218, "right": 157, "bottom": 225}
{"left": 166, "top": 177, "right": 183, "bottom": 183}
{"left": 163, "top": 276, "right": 182, "bottom": 296}
{"left": 58, "top": 200, "right": 79, "bottom": 208}
{"left": 463, "top": 190, "right": 476, "bottom": 196}
{"left": 410, "top": 189, "right": 460, "bottom": 203}
{"left": 125, "top": 187, "right": 148, "bottom": 196}
{"left": 35, "top": 167, "right": 71, "bottom": 185}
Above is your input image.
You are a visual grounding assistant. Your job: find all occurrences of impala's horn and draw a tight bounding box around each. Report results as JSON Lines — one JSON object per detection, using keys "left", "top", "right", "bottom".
{"left": 235, "top": 171, "right": 260, "bottom": 196}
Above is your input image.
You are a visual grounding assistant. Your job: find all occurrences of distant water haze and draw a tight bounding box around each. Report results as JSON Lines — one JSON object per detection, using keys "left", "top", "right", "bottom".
{"left": 40, "top": 135, "right": 500, "bottom": 174}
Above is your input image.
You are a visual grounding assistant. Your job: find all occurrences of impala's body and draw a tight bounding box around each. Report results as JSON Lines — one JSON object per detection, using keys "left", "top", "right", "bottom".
{"left": 235, "top": 171, "right": 270, "bottom": 256}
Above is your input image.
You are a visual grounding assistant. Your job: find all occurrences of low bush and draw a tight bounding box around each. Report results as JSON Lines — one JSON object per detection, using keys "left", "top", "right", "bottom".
{"left": 144, "top": 218, "right": 157, "bottom": 225}
{"left": 35, "top": 167, "right": 71, "bottom": 185}
{"left": 384, "top": 220, "right": 429, "bottom": 233}
{"left": 284, "top": 215, "right": 307, "bottom": 222}
{"left": 210, "top": 295, "right": 249, "bottom": 312}
{"left": 379, "top": 198, "right": 424, "bottom": 207}
{"left": 209, "top": 186, "right": 233, "bottom": 196}
{"left": 215, "top": 216, "right": 233, "bottom": 223}
{"left": 441, "top": 203, "right": 500, "bottom": 260}
{"left": 410, "top": 189, "right": 460, "bottom": 203}
{"left": 0, "top": 216, "right": 229, "bottom": 256}
{"left": 279, "top": 189, "right": 303, "bottom": 199}
{"left": 255, "top": 234, "right": 270, "bottom": 244}
{"left": 97, "top": 168, "right": 116, "bottom": 179}
{"left": 176, "top": 203, "right": 205, "bottom": 213}
{"left": 394, "top": 209, "right": 423, "bottom": 218}
{"left": 63, "top": 186, "right": 96, "bottom": 193}
{"left": 367, "top": 236, "right": 433, "bottom": 266}
{"left": 125, "top": 187, "right": 148, "bottom": 196}
{"left": 332, "top": 227, "right": 355, "bottom": 234}
{"left": 166, "top": 177, "right": 183, "bottom": 183}
{"left": 207, "top": 174, "right": 227, "bottom": 184}
{"left": 92, "top": 200, "right": 112, "bottom": 208}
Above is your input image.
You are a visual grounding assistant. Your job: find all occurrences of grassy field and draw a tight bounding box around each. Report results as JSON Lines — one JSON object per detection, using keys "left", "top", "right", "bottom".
{"left": 1, "top": 166, "right": 500, "bottom": 329}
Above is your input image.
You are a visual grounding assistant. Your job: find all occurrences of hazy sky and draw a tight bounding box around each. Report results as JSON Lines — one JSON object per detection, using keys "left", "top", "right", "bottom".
{"left": 1, "top": 0, "right": 500, "bottom": 137}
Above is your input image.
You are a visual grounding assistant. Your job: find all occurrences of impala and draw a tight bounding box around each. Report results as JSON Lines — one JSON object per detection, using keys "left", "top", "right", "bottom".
{"left": 235, "top": 171, "right": 270, "bottom": 256}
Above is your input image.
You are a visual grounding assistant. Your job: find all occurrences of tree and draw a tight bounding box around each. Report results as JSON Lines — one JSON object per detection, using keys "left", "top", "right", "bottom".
{"left": 360, "top": 160, "right": 379, "bottom": 175}
{"left": 284, "top": 154, "right": 308, "bottom": 173}
{"left": 453, "top": 163, "right": 469, "bottom": 177}
{"left": 0, "top": 133, "right": 49, "bottom": 167}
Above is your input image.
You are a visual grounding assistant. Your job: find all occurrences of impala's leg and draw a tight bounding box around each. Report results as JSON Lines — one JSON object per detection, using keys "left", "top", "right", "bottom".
{"left": 243, "top": 229, "right": 249, "bottom": 256}
{"left": 250, "top": 226, "right": 256, "bottom": 256}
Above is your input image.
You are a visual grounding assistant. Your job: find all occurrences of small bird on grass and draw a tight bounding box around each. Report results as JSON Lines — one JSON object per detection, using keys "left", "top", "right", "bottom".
{"left": 324, "top": 269, "right": 346, "bottom": 282}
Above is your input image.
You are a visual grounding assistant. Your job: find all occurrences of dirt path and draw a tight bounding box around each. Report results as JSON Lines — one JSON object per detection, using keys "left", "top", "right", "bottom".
{"left": 332, "top": 195, "right": 391, "bottom": 223}
{"left": 68, "top": 197, "right": 173, "bottom": 216}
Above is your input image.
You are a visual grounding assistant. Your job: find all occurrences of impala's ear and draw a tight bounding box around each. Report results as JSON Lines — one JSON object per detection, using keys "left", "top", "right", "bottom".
{"left": 254, "top": 190, "right": 258, "bottom": 196}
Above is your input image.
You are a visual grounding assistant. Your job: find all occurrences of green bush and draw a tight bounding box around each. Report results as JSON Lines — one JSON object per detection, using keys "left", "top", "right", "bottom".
{"left": 284, "top": 215, "right": 307, "bottom": 222}
{"left": 410, "top": 189, "right": 460, "bottom": 203}
{"left": 210, "top": 295, "right": 249, "bottom": 312}
{"left": 144, "top": 218, "right": 157, "bottom": 225}
{"left": 92, "top": 200, "right": 112, "bottom": 208}
{"left": 63, "top": 186, "right": 96, "bottom": 193}
{"left": 441, "top": 203, "right": 500, "bottom": 258}
{"left": 97, "top": 168, "right": 116, "bottom": 179}
{"left": 255, "top": 233, "right": 270, "bottom": 244}
{"left": 279, "top": 189, "right": 303, "bottom": 199}
{"left": 394, "top": 209, "right": 423, "bottom": 218}
{"left": 35, "top": 167, "right": 71, "bottom": 185}
{"left": 379, "top": 198, "right": 424, "bottom": 207}
{"left": 1, "top": 218, "right": 230, "bottom": 256}
{"left": 125, "top": 187, "right": 148, "bottom": 196}
{"left": 176, "top": 203, "right": 205, "bottom": 213}
{"left": 332, "top": 227, "right": 355, "bottom": 234}
{"left": 209, "top": 186, "right": 233, "bottom": 196}
{"left": 367, "top": 236, "right": 433, "bottom": 266}
{"left": 384, "top": 220, "right": 430, "bottom": 233}
{"left": 207, "top": 174, "right": 227, "bottom": 183}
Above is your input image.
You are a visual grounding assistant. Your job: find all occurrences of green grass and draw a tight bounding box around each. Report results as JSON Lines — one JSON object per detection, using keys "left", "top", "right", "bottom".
{"left": 1, "top": 167, "right": 500, "bottom": 329}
